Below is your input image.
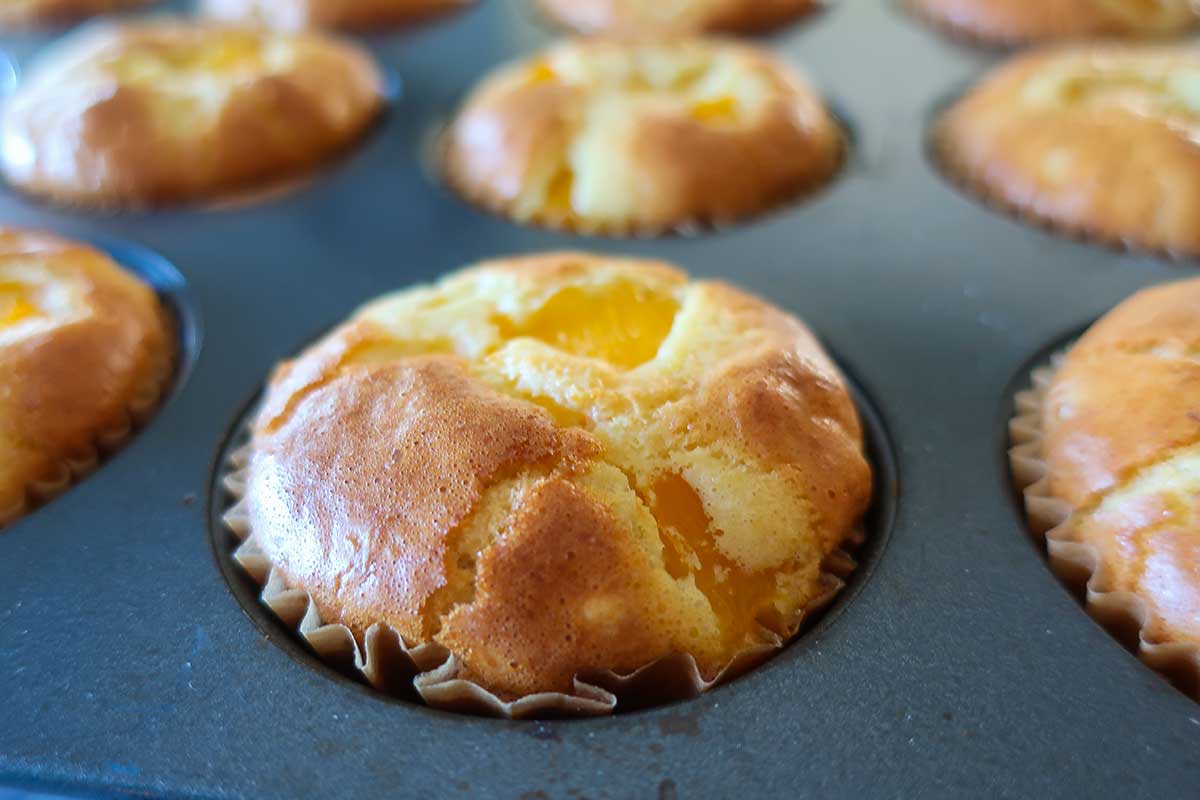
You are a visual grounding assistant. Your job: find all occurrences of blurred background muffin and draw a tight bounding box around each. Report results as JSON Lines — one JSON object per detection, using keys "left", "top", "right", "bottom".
{"left": 936, "top": 44, "right": 1200, "bottom": 258}
{"left": 0, "top": 0, "right": 153, "bottom": 31}
{"left": 0, "top": 21, "right": 385, "bottom": 209}
{"left": 442, "top": 38, "right": 843, "bottom": 236}
{"left": 534, "top": 0, "right": 821, "bottom": 35}
{"left": 201, "top": 0, "right": 472, "bottom": 32}
{"left": 909, "top": 0, "right": 1200, "bottom": 46}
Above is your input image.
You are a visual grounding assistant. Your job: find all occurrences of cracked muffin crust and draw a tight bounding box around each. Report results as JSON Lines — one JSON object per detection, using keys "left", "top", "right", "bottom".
{"left": 909, "top": 0, "right": 1200, "bottom": 45}
{"left": 201, "top": 0, "right": 471, "bottom": 32}
{"left": 242, "top": 252, "right": 871, "bottom": 699}
{"left": 1022, "top": 279, "right": 1200, "bottom": 689}
{"left": 0, "top": 229, "right": 174, "bottom": 528}
{"left": 0, "top": 0, "right": 152, "bottom": 30}
{"left": 534, "top": 0, "right": 821, "bottom": 35}
{"left": 936, "top": 44, "right": 1200, "bottom": 258}
{"left": 442, "top": 39, "right": 843, "bottom": 236}
{"left": 0, "top": 21, "right": 385, "bottom": 209}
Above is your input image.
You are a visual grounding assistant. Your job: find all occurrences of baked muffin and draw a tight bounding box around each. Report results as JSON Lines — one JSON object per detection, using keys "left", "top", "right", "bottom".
{"left": 909, "top": 0, "right": 1200, "bottom": 46}
{"left": 230, "top": 252, "right": 871, "bottom": 709}
{"left": 0, "top": 21, "right": 385, "bottom": 209}
{"left": 0, "top": 229, "right": 174, "bottom": 528}
{"left": 936, "top": 44, "right": 1200, "bottom": 258}
{"left": 0, "top": 0, "right": 152, "bottom": 30}
{"left": 534, "top": 0, "right": 820, "bottom": 35}
{"left": 201, "top": 0, "right": 470, "bottom": 32}
{"left": 1011, "top": 278, "right": 1200, "bottom": 698}
{"left": 442, "top": 39, "right": 843, "bottom": 236}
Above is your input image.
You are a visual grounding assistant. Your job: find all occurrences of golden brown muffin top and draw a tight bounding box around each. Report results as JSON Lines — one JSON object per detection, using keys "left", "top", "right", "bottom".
{"left": 0, "top": 229, "right": 174, "bottom": 526}
{"left": 245, "top": 252, "right": 871, "bottom": 698}
{"left": 442, "top": 38, "right": 842, "bottom": 236}
{"left": 201, "top": 0, "right": 470, "bottom": 32}
{"left": 1043, "top": 278, "right": 1200, "bottom": 647}
{"left": 937, "top": 44, "right": 1200, "bottom": 257}
{"left": 535, "top": 0, "right": 820, "bottom": 35}
{"left": 910, "top": 0, "right": 1200, "bottom": 45}
{"left": 0, "top": 21, "right": 384, "bottom": 208}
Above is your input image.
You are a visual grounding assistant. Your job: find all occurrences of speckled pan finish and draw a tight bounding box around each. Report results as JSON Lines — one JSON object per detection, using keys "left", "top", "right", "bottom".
{"left": 1, "top": 2, "right": 1198, "bottom": 798}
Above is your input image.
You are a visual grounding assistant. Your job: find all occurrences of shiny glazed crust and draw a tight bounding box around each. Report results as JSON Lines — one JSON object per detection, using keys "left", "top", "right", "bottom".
{"left": 201, "top": 0, "right": 470, "bottom": 32}
{"left": 908, "top": 0, "right": 1200, "bottom": 45}
{"left": 534, "top": 0, "right": 820, "bottom": 35}
{"left": 0, "top": 21, "right": 385, "bottom": 209}
{"left": 1037, "top": 279, "right": 1200, "bottom": 655}
{"left": 442, "top": 38, "right": 843, "bottom": 236}
{"left": 0, "top": 0, "right": 152, "bottom": 30}
{"left": 244, "top": 252, "right": 871, "bottom": 699}
{"left": 0, "top": 229, "right": 174, "bottom": 527}
{"left": 936, "top": 45, "right": 1200, "bottom": 258}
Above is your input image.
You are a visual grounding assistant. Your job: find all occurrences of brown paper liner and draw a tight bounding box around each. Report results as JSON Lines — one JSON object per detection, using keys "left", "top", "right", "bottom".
{"left": 24, "top": 146, "right": 354, "bottom": 216}
{"left": 1009, "top": 351, "right": 1200, "bottom": 699}
{"left": 437, "top": 129, "right": 847, "bottom": 241}
{"left": 221, "top": 437, "right": 858, "bottom": 718}
{"left": 1, "top": 341, "right": 174, "bottom": 528}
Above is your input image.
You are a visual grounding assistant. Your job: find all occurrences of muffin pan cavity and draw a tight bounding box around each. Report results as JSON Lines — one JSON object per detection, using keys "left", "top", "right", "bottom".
{"left": 206, "top": 308, "right": 899, "bottom": 717}
{"left": 100, "top": 235, "right": 202, "bottom": 398}
{"left": 0, "top": 234, "right": 198, "bottom": 530}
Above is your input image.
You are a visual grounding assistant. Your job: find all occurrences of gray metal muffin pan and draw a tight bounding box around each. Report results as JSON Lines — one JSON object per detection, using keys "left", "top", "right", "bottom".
{"left": 2, "top": 1, "right": 1199, "bottom": 797}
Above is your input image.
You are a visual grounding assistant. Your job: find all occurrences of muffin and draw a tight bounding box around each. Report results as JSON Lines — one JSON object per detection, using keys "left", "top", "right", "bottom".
{"left": 534, "top": 0, "right": 820, "bottom": 35}
{"left": 225, "top": 252, "right": 871, "bottom": 715}
{"left": 201, "top": 0, "right": 470, "bottom": 32}
{"left": 0, "top": 229, "right": 174, "bottom": 528}
{"left": 442, "top": 39, "right": 843, "bottom": 236}
{"left": 0, "top": 21, "right": 385, "bottom": 209}
{"left": 936, "top": 44, "right": 1200, "bottom": 258}
{"left": 1011, "top": 278, "right": 1200, "bottom": 699}
{"left": 0, "top": 0, "right": 152, "bottom": 30}
{"left": 909, "top": 0, "right": 1200, "bottom": 46}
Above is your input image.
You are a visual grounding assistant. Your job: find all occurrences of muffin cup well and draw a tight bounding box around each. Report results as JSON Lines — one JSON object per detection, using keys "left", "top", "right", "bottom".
{"left": 1009, "top": 352, "right": 1200, "bottom": 700}
{"left": 220, "top": 437, "right": 860, "bottom": 718}
{"left": 1, "top": 341, "right": 174, "bottom": 528}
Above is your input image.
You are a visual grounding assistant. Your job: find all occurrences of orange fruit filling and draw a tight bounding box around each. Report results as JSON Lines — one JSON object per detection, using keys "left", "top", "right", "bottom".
{"left": 690, "top": 96, "right": 739, "bottom": 123}
{"left": 650, "top": 473, "right": 789, "bottom": 644}
{"left": 0, "top": 281, "right": 41, "bottom": 327}
{"left": 494, "top": 280, "right": 679, "bottom": 369}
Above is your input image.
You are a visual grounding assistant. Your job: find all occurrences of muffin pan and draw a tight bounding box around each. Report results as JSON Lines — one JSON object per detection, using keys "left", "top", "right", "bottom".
{"left": 2, "top": 1, "right": 1200, "bottom": 797}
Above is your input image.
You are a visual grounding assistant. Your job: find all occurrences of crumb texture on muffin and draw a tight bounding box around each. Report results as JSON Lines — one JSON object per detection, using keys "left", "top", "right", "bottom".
{"left": 244, "top": 252, "right": 871, "bottom": 699}
{"left": 443, "top": 39, "right": 843, "bottom": 236}
{"left": 937, "top": 45, "right": 1200, "bottom": 257}
{"left": 1038, "top": 278, "right": 1200, "bottom": 651}
{"left": 0, "top": 229, "right": 174, "bottom": 527}
{"left": 0, "top": 0, "right": 152, "bottom": 30}
{"left": 201, "top": 0, "right": 470, "bottom": 32}
{"left": 535, "top": 0, "right": 820, "bottom": 35}
{"left": 0, "top": 21, "right": 384, "bottom": 208}
{"left": 910, "top": 0, "right": 1200, "bottom": 44}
